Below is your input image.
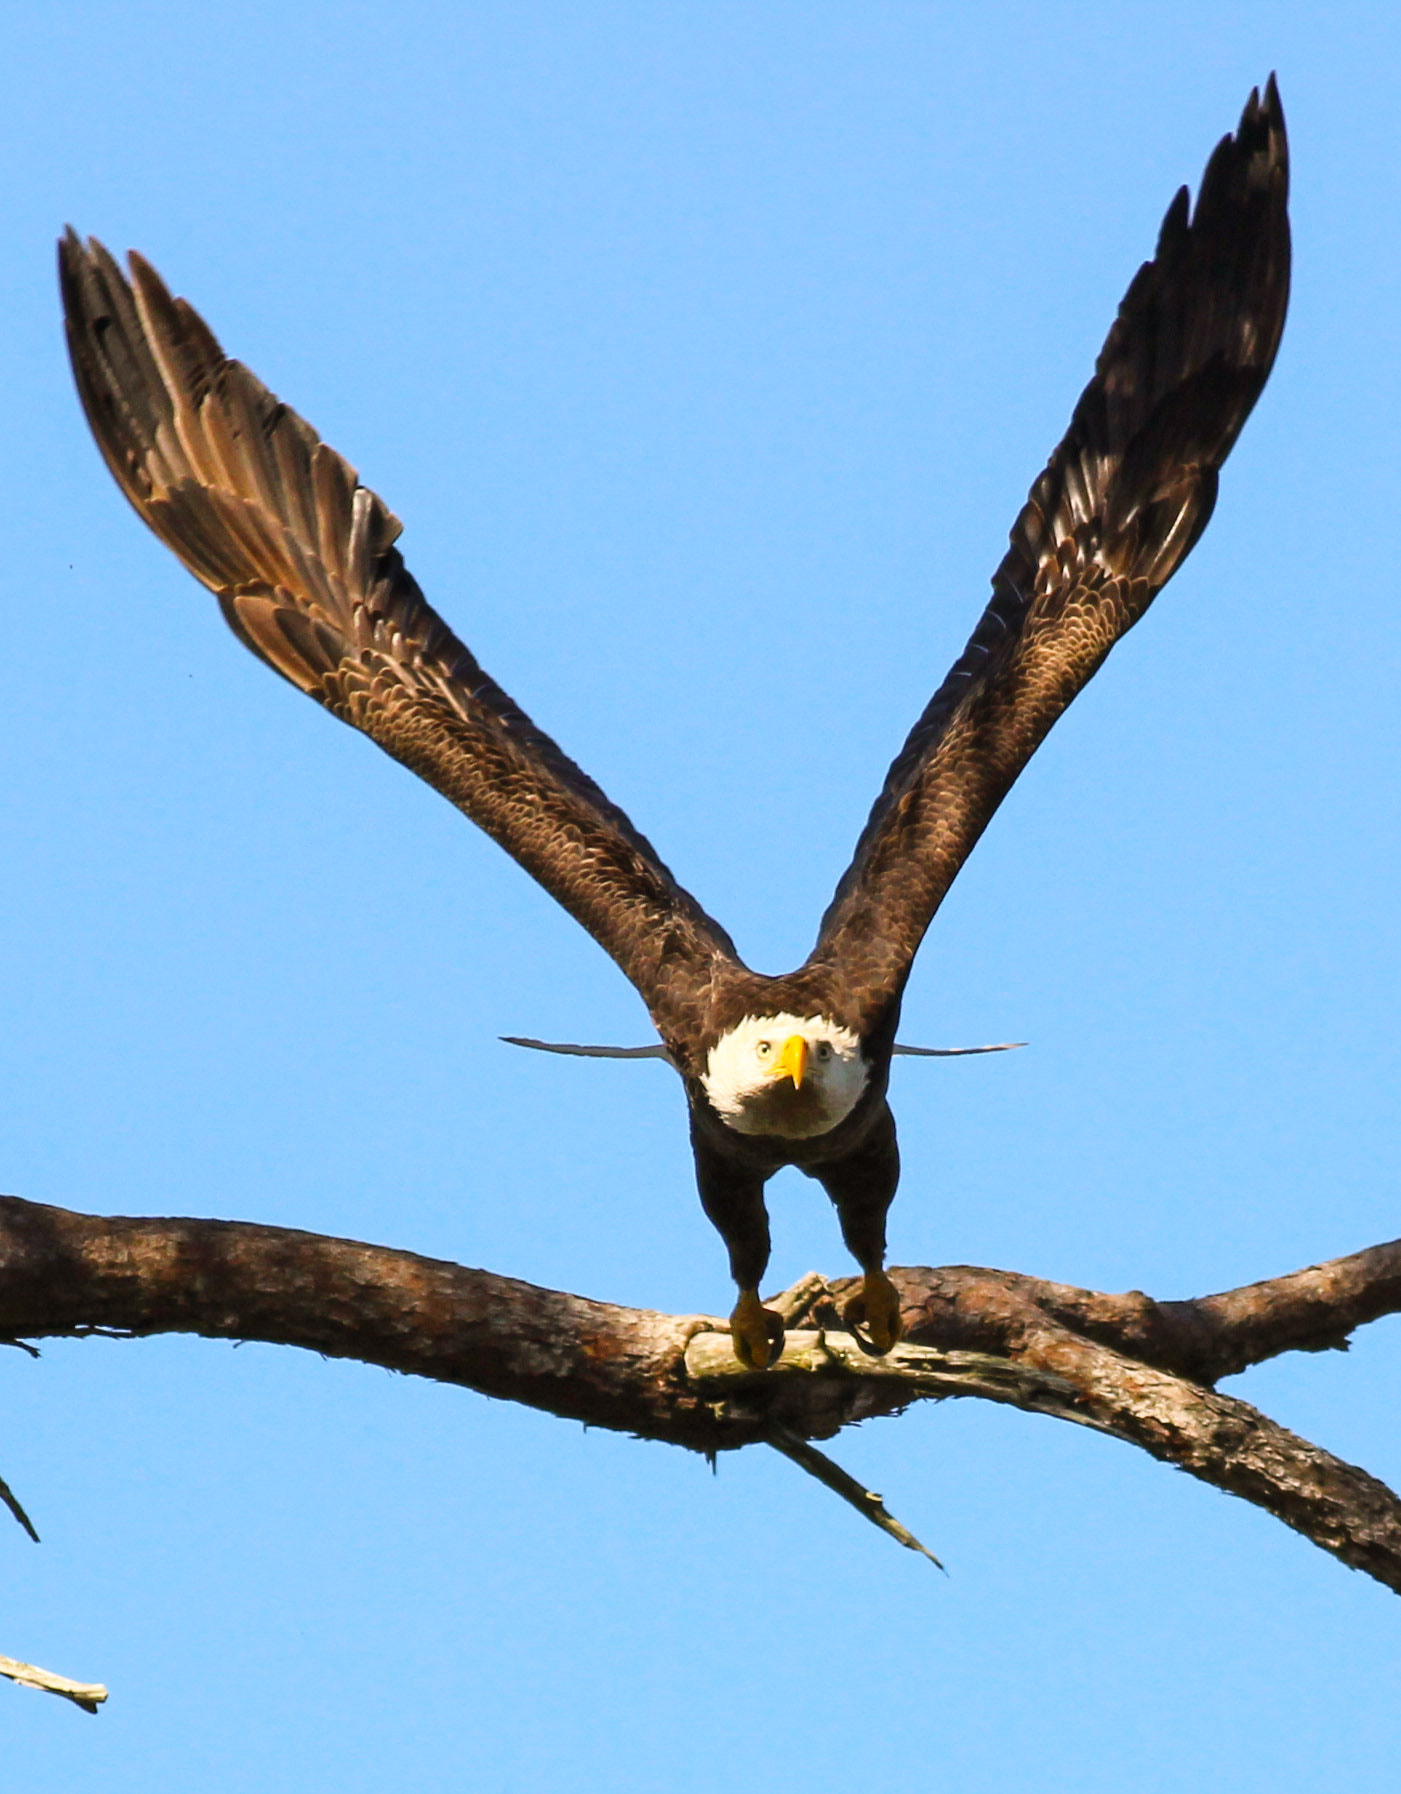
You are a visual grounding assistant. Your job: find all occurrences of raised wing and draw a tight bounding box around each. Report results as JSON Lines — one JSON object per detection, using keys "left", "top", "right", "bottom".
{"left": 60, "top": 233, "right": 739, "bottom": 1032}
{"left": 811, "top": 79, "right": 1290, "bottom": 1027}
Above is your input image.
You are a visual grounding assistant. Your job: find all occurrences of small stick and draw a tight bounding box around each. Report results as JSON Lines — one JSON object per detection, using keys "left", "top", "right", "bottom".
{"left": 0, "top": 1654, "right": 108, "bottom": 1714}
{"left": 0, "top": 1468, "right": 38, "bottom": 1543}
{"left": 766, "top": 1425, "right": 944, "bottom": 1568}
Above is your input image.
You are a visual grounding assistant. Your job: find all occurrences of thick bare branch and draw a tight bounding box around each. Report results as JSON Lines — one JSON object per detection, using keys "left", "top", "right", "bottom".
{"left": 885, "top": 1245, "right": 1401, "bottom": 1384}
{"left": 0, "top": 1195, "right": 722, "bottom": 1448}
{"left": 2, "top": 1195, "right": 1400, "bottom": 1591}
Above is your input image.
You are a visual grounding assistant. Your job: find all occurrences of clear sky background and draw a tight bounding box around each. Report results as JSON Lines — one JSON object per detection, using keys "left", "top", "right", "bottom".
{"left": 4, "top": 4, "right": 1400, "bottom": 1788}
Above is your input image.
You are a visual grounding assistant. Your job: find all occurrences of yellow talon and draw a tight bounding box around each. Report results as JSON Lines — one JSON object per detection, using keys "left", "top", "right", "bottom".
{"left": 730, "top": 1288, "right": 785, "bottom": 1368}
{"left": 843, "top": 1268, "right": 903, "bottom": 1355}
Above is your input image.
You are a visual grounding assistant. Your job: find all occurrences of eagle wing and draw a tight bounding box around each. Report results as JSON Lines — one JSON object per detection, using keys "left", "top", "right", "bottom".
{"left": 60, "top": 232, "right": 740, "bottom": 1033}
{"left": 811, "top": 79, "right": 1290, "bottom": 1028}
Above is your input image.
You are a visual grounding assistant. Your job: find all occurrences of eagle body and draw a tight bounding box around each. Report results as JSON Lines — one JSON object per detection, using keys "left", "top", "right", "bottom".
{"left": 59, "top": 80, "right": 1291, "bottom": 1366}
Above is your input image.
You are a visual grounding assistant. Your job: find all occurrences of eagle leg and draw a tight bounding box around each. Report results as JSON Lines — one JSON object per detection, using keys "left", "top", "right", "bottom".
{"left": 820, "top": 1106, "right": 903, "bottom": 1355}
{"left": 693, "top": 1142, "right": 785, "bottom": 1366}
{"left": 729, "top": 1289, "right": 787, "bottom": 1369}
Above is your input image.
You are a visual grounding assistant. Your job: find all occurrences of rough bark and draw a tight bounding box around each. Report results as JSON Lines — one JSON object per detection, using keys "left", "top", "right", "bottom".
{"left": 2, "top": 1194, "right": 1399, "bottom": 1592}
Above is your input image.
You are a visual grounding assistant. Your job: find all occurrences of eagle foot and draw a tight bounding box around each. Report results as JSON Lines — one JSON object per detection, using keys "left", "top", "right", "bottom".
{"left": 730, "top": 1289, "right": 786, "bottom": 1369}
{"left": 843, "top": 1269, "right": 904, "bottom": 1356}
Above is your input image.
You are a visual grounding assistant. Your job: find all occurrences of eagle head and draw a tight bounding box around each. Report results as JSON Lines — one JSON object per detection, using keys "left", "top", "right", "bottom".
{"left": 700, "top": 1012, "right": 868, "bottom": 1139}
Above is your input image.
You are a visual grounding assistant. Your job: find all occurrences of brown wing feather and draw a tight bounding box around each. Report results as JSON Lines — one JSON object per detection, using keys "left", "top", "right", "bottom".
{"left": 59, "top": 232, "right": 739, "bottom": 1032}
{"left": 811, "top": 78, "right": 1290, "bottom": 1028}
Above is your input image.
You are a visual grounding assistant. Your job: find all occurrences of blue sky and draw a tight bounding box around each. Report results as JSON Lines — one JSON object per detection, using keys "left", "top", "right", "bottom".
{"left": 5, "top": 4, "right": 1401, "bottom": 1788}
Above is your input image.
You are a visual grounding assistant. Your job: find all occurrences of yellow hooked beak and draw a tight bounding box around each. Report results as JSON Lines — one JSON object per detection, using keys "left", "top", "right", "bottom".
{"left": 773, "top": 1034, "right": 809, "bottom": 1089}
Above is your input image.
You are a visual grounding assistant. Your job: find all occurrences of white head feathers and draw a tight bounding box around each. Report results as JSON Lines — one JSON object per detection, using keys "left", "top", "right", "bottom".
{"left": 701, "top": 1013, "right": 868, "bottom": 1139}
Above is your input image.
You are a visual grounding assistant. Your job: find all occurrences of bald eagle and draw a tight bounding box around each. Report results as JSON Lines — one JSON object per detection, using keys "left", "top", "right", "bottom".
{"left": 59, "top": 80, "right": 1289, "bottom": 1368}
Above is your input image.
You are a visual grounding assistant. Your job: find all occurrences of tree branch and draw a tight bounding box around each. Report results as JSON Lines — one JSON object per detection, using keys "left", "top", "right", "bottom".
{"left": 2, "top": 1195, "right": 1399, "bottom": 1591}
{"left": 0, "top": 1654, "right": 107, "bottom": 1714}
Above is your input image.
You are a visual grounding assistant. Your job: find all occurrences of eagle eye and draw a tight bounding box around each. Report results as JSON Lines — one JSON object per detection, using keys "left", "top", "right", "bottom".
{"left": 816, "top": 1042, "right": 832, "bottom": 1062}
{"left": 756, "top": 1040, "right": 772, "bottom": 1059}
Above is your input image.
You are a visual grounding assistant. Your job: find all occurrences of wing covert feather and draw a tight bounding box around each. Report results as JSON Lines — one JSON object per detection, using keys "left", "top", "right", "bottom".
{"left": 59, "top": 232, "right": 738, "bottom": 1030}
{"left": 812, "top": 79, "right": 1291, "bottom": 1026}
